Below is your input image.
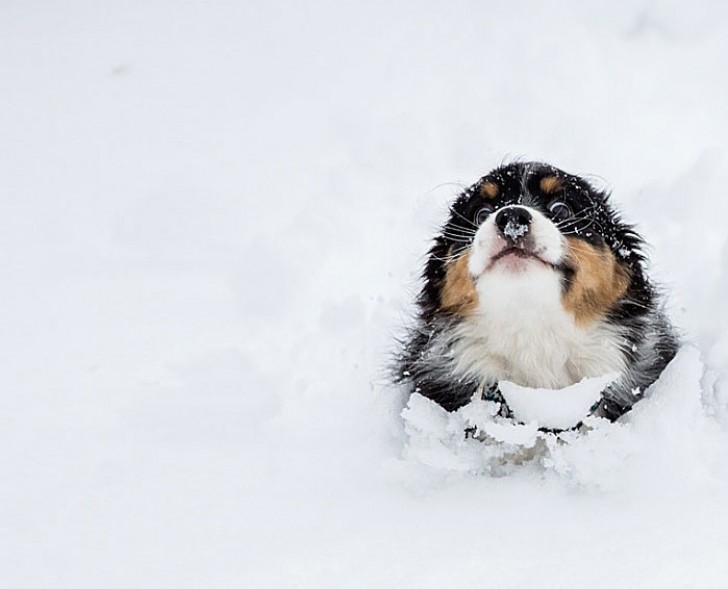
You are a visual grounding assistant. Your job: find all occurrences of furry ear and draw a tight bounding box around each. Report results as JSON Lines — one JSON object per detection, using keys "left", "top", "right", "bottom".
{"left": 417, "top": 238, "right": 449, "bottom": 319}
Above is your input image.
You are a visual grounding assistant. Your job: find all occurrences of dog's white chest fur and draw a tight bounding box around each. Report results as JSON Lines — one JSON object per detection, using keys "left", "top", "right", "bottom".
{"left": 449, "top": 265, "right": 626, "bottom": 389}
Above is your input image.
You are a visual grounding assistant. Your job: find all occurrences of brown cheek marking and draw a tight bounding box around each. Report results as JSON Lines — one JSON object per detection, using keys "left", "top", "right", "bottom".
{"left": 540, "top": 175, "right": 563, "bottom": 194}
{"left": 440, "top": 251, "right": 478, "bottom": 316}
{"left": 562, "top": 237, "right": 630, "bottom": 326}
{"left": 479, "top": 181, "right": 499, "bottom": 199}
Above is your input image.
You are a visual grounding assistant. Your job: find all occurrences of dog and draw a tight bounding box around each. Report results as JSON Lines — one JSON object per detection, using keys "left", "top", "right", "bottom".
{"left": 396, "top": 161, "right": 678, "bottom": 422}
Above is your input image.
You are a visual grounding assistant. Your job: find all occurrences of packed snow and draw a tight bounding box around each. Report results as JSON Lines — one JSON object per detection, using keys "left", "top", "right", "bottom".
{"left": 3, "top": 1, "right": 728, "bottom": 588}
{"left": 498, "top": 372, "right": 618, "bottom": 430}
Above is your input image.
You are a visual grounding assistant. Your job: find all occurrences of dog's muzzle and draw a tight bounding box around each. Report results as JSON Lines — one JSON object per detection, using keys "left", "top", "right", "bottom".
{"left": 495, "top": 206, "right": 532, "bottom": 243}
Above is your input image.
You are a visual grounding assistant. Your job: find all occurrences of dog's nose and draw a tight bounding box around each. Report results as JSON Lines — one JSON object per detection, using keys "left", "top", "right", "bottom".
{"left": 495, "top": 206, "right": 532, "bottom": 240}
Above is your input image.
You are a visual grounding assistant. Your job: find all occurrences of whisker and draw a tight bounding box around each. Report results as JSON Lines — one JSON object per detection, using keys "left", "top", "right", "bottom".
{"left": 441, "top": 228, "right": 477, "bottom": 240}
{"left": 438, "top": 236, "right": 473, "bottom": 245}
{"left": 555, "top": 205, "right": 600, "bottom": 228}
{"left": 431, "top": 250, "right": 470, "bottom": 263}
{"left": 440, "top": 225, "right": 478, "bottom": 243}
{"left": 557, "top": 217, "right": 605, "bottom": 236}
{"left": 442, "top": 224, "right": 477, "bottom": 235}
{"left": 447, "top": 207, "right": 479, "bottom": 230}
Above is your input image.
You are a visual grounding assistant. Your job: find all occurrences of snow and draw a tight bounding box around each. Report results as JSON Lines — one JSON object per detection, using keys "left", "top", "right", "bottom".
{"left": 3, "top": 1, "right": 728, "bottom": 588}
{"left": 499, "top": 372, "right": 619, "bottom": 430}
{"left": 402, "top": 347, "right": 721, "bottom": 490}
{"left": 503, "top": 218, "right": 529, "bottom": 240}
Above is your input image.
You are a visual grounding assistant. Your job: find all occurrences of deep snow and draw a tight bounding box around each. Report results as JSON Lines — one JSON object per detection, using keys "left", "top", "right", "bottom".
{"left": 3, "top": 1, "right": 728, "bottom": 587}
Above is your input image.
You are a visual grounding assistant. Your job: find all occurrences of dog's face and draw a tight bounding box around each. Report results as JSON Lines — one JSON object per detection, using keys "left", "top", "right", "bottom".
{"left": 401, "top": 161, "right": 674, "bottom": 417}
{"left": 430, "top": 162, "right": 643, "bottom": 327}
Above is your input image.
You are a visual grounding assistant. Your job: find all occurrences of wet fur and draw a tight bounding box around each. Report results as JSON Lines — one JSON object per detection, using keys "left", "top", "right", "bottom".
{"left": 395, "top": 162, "right": 678, "bottom": 422}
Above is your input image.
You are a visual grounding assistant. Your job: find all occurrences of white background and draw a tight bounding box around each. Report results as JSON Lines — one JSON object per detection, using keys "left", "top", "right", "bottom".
{"left": 2, "top": 1, "right": 728, "bottom": 587}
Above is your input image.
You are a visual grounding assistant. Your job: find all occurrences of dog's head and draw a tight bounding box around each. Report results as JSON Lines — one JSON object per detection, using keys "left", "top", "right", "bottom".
{"left": 422, "top": 162, "right": 650, "bottom": 326}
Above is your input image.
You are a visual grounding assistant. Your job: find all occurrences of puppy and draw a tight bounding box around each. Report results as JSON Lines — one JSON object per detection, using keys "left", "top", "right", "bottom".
{"left": 396, "top": 161, "right": 678, "bottom": 422}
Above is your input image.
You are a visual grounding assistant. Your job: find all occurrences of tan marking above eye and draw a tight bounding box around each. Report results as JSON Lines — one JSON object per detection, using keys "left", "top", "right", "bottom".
{"left": 440, "top": 251, "right": 478, "bottom": 316}
{"left": 562, "top": 237, "right": 630, "bottom": 326}
{"left": 479, "top": 181, "right": 499, "bottom": 199}
{"left": 539, "top": 175, "right": 563, "bottom": 194}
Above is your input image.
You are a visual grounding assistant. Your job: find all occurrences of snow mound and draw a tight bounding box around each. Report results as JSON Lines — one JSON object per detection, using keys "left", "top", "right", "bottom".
{"left": 499, "top": 372, "right": 619, "bottom": 430}
{"left": 401, "top": 346, "right": 722, "bottom": 489}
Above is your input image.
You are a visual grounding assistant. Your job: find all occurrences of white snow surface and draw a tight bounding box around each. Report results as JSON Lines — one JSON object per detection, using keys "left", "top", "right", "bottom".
{"left": 498, "top": 372, "right": 619, "bottom": 430}
{"left": 3, "top": 2, "right": 728, "bottom": 587}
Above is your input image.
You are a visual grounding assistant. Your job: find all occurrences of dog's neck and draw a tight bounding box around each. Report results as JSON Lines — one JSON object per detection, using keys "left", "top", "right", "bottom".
{"left": 446, "top": 265, "right": 627, "bottom": 389}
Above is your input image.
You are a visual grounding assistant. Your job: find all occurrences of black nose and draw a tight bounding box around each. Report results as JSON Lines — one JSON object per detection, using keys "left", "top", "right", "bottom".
{"left": 495, "top": 206, "right": 532, "bottom": 239}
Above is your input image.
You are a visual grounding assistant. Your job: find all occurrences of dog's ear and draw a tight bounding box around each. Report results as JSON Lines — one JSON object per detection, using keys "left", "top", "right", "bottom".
{"left": 598, "top": 192, "right": 646, "bottom": 264}
{"left": 418, "top": 237, "right": 450, "bottom": 318}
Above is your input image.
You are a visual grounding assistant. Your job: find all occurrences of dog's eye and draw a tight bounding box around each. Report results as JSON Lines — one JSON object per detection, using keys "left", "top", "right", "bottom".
{"left": 475, "top": 204, "right": 495, "bottom": 224}
{"left": 548, "top": 201, "right": 572, "bottom": 222}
